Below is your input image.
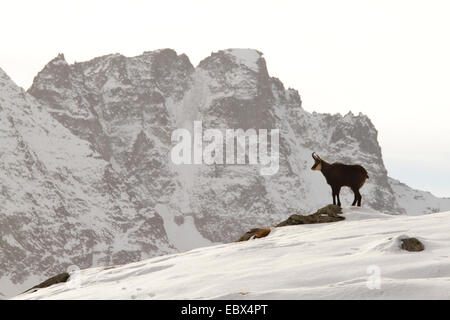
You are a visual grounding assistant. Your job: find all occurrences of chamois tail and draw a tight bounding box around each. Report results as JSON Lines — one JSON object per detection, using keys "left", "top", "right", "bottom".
{"left": 364, "top": 170, "right": 369, "bottom": 179}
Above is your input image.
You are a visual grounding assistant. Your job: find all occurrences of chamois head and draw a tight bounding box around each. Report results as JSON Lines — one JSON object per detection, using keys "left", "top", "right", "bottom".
{"left": 311, "top": 152, "right": 322, "bottom": 171}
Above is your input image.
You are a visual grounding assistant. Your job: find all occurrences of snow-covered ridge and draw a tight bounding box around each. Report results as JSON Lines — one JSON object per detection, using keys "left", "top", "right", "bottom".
{"left": 14, "top": 207, "right": 450, "bottom": 300}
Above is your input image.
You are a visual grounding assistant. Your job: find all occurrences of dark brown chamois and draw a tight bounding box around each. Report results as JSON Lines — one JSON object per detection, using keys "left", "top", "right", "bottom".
{"left": 311, "top": 152, "right": 369, "bottom": 207}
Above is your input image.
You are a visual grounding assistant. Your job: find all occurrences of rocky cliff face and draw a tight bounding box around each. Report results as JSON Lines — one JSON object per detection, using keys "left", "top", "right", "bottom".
{"left": 1, "top": 48, "right": 449, "bottom": 297}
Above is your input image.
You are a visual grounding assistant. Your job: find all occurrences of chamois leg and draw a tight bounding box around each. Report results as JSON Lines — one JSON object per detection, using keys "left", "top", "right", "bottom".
{"left": 355, "top": 189, "right": 362, "bottom": 207}
{"left": 336, "top": 187, "right": 342, "bottom": 207}
{"left": 351, "top": 187, "right": 358, "bottom": 206}
{"left": 332, "top": 186, "right": 341, "bottom": 207}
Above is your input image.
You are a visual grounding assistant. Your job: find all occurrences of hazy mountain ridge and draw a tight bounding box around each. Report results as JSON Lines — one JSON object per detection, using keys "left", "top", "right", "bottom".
{"left": 390, "top": 177, "right": 450, "bottom": 215}
{"left": 1, "top": 48, "right": 449, "bottom": 297}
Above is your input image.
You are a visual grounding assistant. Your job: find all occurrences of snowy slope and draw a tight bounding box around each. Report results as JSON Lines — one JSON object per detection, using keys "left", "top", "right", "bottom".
{"left": 14, "top": 207, "right": 450, "bottom": 300}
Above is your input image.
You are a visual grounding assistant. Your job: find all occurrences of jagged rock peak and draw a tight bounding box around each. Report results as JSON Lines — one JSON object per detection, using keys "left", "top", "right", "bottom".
{"left": 198, "top": 48, "right": 265, "bottom": 72}
{"left": 286, "top": 88, "right": 302, "bottom": 107}
{"left": 49, "top": 53, "right": 68, "bottom": 65}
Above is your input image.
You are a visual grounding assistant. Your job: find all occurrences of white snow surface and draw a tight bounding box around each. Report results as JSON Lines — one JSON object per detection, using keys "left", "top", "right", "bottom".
{"left": 14, "top": 207, "right": 450, "bottom": 300}
{"left": 225, "top": 49, "right": 262, "bottom": 72}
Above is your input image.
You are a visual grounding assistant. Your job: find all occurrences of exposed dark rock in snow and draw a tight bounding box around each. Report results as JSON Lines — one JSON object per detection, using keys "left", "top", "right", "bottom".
{"left": 24, "top": 272, "right": 70, "bottom": 294}
{"left": 401, "top": 238, "right": 425, "bottom": 252}
{"left": 238, "top": 205, "right": 343, "bottom": 241}
{"left": 238, "top": 228, "right": 272, "bottom": 242}
{"left": 276, "top": 204, "right": 344, "bottom": 227}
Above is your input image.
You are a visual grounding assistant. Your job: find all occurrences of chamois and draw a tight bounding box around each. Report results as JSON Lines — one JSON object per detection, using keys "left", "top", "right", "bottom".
{"left": 311, "top": 152, "right": 369, "bottom": 207}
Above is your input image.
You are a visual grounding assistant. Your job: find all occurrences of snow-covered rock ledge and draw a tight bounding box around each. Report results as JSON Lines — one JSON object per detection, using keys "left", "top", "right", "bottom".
{"left": 13, "top": 207, "right": 450, "bottom": 300}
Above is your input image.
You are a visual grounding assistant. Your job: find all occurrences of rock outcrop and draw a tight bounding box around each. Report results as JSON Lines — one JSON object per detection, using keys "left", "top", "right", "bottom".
{"left": 238, "top": 204, "right": 344, "bottom": 241}
{"left": 23, "top": 272, "right": 70, "bottom": 294}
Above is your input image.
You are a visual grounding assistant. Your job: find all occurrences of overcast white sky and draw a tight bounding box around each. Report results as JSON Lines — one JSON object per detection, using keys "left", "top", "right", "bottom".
{"left": 1, "top": 0, "right": 449, "bottom": 197}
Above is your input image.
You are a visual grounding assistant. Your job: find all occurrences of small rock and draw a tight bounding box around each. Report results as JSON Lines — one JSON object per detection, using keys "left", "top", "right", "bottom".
{"left": 174, "top": 215, "right": 184, "bottom": 225}
{"left": 237, "top": 228, "right": 271, "bottom": 242}
{"left": 401, "top": 238, "right": 424, "bottom": 252}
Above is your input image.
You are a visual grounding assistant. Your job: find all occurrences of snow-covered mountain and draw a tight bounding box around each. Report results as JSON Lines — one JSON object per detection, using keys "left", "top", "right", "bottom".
{"left": 1, "top": 48, "right": 450, "bottom": 298}
{"left": 0, "top": 67, "right": 175, "bottom": 297}
{"left": 389, "top": 178, "right": 450, "bottom": 216}
{"left": 13, "top": 207, "right": 450, "bottom": 300}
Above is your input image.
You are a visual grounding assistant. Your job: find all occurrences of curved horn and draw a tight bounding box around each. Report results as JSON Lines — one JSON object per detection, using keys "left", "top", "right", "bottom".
{"left": 312, "top": 152, "right": 322, "bottom": 160}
